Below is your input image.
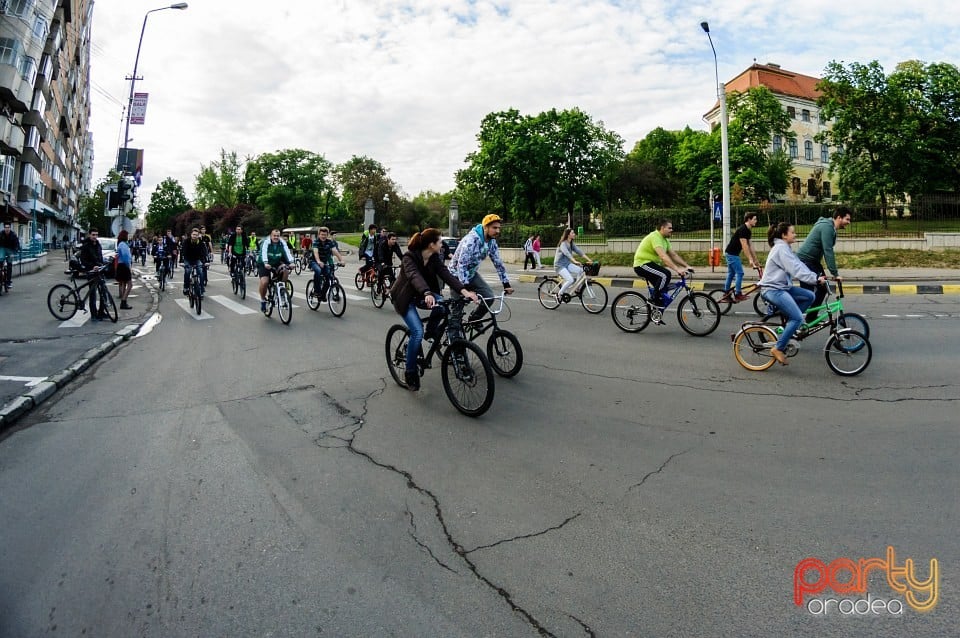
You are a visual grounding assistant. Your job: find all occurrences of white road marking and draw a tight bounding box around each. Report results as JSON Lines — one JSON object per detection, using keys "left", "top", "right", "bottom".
{"left": 208, "top": 295, "right": 258, "bottom": 315}
{"left": 0, "top": 375, "right": 46, "bottom": 387}
{"left": 59, "top": 312, "right": 91, "bottom": 328}
{"left": 174, "top": 298, "right": 215, "bottom": 320}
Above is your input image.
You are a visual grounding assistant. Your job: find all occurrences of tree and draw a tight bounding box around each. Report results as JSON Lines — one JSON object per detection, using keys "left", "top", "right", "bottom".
{"left": 336, "top": 156, "right": 397, "bottom": 225}
{"left": 726, "top": 86, "right": 796, "bottom": 202}
{"left": 77, "top": 170, "right": 121, "bottom": 233}
{"left": 194, "top": 149, "right": 243, "bottom": 209}
{"left": 243, "top": 149, "right": 333, "bottom": 229}
{"left": 145, "top": 178, "right": 192, "bottom": 233}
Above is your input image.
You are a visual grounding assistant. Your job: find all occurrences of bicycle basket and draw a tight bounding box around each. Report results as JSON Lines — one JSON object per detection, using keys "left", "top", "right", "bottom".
{"left": 584, "top": 262, "right": 601, "bottom": 277}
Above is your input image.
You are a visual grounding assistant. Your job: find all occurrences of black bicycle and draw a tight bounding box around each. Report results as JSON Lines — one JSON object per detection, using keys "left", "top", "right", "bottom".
{"left": 461, "top": 293, "right": 523, "bottom": 377}
{"left": 155, "top": 255, "right": 172, "bottom": 292}
{"left": 370, "top": 264, "right": 398, "bottom": 309}
{"left": 186, "top": 263, "right": 206, "bottom": 315}
{"left": 229, "top": 254, "right": 246, "bottom": 299}
{"left": 306, "top": 262, "right": 347, "bottom": 317}
{"left": 385, "top": 297, "right": 495, "bottom": 417}
{"left": 46, "top": 264, "right": 118, "bottom": 323}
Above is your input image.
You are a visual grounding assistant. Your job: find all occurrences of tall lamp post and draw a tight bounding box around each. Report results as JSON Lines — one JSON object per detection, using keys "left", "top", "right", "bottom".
{"left": 122, "top": 3, "right": 189, "bottom": 164}
{"left": 382, "top": 193, "right": 390, "bottom": 227}
{"left": 701, "top": 21, "right": 731, "bottom": 250}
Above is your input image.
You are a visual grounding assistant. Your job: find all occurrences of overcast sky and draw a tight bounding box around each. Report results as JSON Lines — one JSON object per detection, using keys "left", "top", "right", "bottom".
{"left": 88, "top": 0, "right": 960, "bottom": 204}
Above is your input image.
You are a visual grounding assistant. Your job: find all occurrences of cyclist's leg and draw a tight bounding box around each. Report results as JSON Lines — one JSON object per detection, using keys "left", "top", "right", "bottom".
{"left": 724, "top": 254, "right": 742, "bottom": 294}
{"left": 799, "top": 259, "right": 826, "bottom": 322}
{"left": 309, "top": 261, "right": 324, "bottom": 297}
{"left": 765, "top": 287, "right": 812, "bottom": 351}
{"left": 558, "top": 263, "right": 582, "bottom": 296}
{"left": 319, "top": 264, "right": 332, "bottom": 300}
{"left": 464, "top": 273, "right": 494, "bottom": 322}
{"left": 401, "top": 303, "right": 424, "bottom": 389}
{"left": 635, "top": 263, "right": 670, "bottom": 304}
{"left": 183, "top": 261, "right": 192, "bottom": 291}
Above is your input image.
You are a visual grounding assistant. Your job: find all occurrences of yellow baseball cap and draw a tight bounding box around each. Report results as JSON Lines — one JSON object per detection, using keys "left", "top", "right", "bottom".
{"left": 482, "top": 214, "right": 502, "bottom": 226}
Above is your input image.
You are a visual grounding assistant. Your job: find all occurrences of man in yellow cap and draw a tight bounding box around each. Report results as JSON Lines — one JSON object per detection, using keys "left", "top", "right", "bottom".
{"left": 449, "top": 213, "right": 514, "bottom": 325}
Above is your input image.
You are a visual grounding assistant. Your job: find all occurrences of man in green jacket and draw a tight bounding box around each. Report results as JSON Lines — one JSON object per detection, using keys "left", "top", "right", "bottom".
{"left": 796, "top": 207, "right": 851, "bottom": 321}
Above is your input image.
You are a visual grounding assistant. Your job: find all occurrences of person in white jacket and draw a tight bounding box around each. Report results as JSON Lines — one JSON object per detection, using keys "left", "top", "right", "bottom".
{"left": 758, "top": 222, "right": 826, "bottom": 365}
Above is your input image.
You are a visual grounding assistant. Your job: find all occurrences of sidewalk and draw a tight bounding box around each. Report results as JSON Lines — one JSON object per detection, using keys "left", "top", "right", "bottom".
{"left": 511, "top": 265, "right": 960, "bottom": 294}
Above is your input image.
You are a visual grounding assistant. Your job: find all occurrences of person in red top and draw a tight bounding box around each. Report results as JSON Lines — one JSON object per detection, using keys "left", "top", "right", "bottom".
{"left": 301, "top": 234, "right": 312, "bottom": 253}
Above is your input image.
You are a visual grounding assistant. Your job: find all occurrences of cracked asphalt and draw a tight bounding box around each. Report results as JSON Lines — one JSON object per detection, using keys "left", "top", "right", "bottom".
{"left": 1, "top": 264, "right": 958, "bottom": 637}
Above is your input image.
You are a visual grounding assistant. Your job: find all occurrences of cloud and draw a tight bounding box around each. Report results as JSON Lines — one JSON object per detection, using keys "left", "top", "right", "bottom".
{"left": 89, "top": 0, "right": 960, "bottom": 204}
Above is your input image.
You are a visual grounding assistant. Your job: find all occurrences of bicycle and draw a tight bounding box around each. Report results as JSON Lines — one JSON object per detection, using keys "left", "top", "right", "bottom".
{"left": 537, "top": 261, "right": 608, "bottom": 313}
{"left": 155, "top": 255, "right": 172, "bottom": 292}
{"left": 229, "top": 255, "right": 246, "bottom": 299}
{"left": 709, "top": 267, "right": 768, "bottom": 316}
{"left": 758, "top": 279, "right": 870, "bottom": 341}
{"left": 185, "top": 263, "right": 206, "bottom": 315}
{"left": 305, "top": 262, "right": 347, "bottom": 317}
{"left": 610, "top": 271, "right": 721, "bottom": 336}
{"left": 732, "top": 281, "right": 872, "bottom": 376}
{"left": 370, "top": 264, "right": 398, "bottom": 309}
{"left": 0, "top": 256, "right": 10, "bottom": 295}
{"left": 460, "top": 293, "right": 523, "bottom": 377}
{"left": 292, "top": 251, "right": 311, "bottom": 276}
{"left": 354, "top": 262, "right": 378, "bottom": 291}
{"left": 46, "top": 264, "right": 118, "bottom": 323}
{"left": 385, "top": 297, "right": 495, "bottom": 417}
{"left": 244, "top": 251, "right": 257, "bottom": 276}
{"left": 264, "top": 264, "right": 294, "bottom": 325}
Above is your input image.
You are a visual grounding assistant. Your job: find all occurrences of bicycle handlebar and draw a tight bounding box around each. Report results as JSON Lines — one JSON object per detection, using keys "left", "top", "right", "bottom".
{"left": 476, "top": 292, "right": 508, "bottom": 315}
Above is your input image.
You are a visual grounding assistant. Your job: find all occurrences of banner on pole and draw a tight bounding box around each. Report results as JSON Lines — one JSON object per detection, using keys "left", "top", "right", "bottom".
{"left": 129, "top": 92, "right": 149, "bottom": 125}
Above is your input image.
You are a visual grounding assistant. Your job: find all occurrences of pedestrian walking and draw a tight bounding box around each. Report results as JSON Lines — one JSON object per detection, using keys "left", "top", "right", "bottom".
{"left": 116, "top": 230, "right": 133, "bottom": 309}
{"left": 533, "top": 233, "right": 544, "bottom": 268}
{"left": 523, "top": 234, "right": 536, "bottom": 270}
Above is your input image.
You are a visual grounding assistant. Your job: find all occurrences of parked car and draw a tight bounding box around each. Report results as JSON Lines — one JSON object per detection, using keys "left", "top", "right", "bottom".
{"left": 440, "top": 236, "right": 458, "bottom": 260}
{"left": 98, "top": 237, "right": 117, "bottom": 278}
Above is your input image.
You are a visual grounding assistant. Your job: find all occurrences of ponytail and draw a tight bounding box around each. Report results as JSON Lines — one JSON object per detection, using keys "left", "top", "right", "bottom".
{"left": 408, "top": 228, "right": 442, "bottom": 251}
{"left": 767, "top": 221, "right": 792, "bottom": 246}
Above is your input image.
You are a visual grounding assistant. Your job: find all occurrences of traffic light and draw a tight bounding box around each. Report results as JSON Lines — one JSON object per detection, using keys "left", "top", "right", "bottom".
{"left": 106, "top": 186, "right": 121, "bottom": 212}
{"left": 118, "top": 178, "right": 133, "bottom": 205}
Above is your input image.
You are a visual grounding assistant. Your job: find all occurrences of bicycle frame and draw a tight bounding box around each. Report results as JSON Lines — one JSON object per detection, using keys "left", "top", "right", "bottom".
{"left": 462, "top": 293, "right": 508, "bottom": 340}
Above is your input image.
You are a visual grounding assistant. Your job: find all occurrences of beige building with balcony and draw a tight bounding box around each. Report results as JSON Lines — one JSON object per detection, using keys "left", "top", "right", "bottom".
{"left": 1, "top": 0, "right": 92, "bottom": 248}
{"left": 705, "top": 62, "right": 836, "bottom": 203}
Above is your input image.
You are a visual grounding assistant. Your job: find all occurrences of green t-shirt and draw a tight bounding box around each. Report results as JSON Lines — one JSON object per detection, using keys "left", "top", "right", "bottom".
{"left": 233, "top": 235, "right": 244, "bottom": 255}
{"left": 633, "top": 230, "right": 671, "bottom": 267}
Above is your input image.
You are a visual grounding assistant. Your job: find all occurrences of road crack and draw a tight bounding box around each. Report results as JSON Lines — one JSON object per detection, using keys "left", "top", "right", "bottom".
{"left": 463, "top": 513, "right": 582, "bottom": 554}
{"left": 628, "top": 449, "right": 692, "bottom": 492}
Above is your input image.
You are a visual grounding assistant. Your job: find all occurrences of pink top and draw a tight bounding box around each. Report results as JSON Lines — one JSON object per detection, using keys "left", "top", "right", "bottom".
{"left": 532, "top": 238, "right": 541, "bottom": 252}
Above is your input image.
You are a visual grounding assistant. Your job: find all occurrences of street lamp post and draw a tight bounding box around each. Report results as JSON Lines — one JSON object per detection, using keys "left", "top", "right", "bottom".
{"left": 382, "top": 193, "right": 390, "bottom": 226}
{"left": 701, "top": 21, "right": 731, "bottom": 250}
{"left": 122, "top": 3, "right": 189, "bottom": 168}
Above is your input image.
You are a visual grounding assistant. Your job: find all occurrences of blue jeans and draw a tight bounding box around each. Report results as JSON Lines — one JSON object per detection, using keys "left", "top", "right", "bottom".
{"left": 310, "top": 261, "right": 331, "bottom": 299}
{"left": 723, "top": 254, "right": 744, "bottom": 294}
{"left": 402, "top": 300, "right": 445, "bottom": 373}
{"left": 762, "top": 287, "right": 815, "bottom": 350}
{"left": 183, "top": 260, "right": 205, "bottom": 291}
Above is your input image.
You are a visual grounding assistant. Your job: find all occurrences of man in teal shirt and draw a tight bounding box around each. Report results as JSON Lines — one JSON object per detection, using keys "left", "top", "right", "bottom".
{"left": 633, "top": 218, "right": 693, "bottom": 309}
{"left": 796, "top": 206, "right": 851, "bottom": 321}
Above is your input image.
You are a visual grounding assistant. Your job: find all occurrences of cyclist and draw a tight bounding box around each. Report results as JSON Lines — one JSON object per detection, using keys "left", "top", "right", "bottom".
{"left": 198, "top": 225, "right": 214, "bottom": 286}
{"left": 758, "top": 222, "right": 826, "bottom": 366}
{"left": 796, "top": 206, "right": 851, "bottom": 322}
{"left": 77, "top": 229, "right": 105, "bottom": 320}
{"left": 724, "top": 212, "right": 760, "bottom": 301}
{"left": 258, "top": 228, "right": 294, "bottom": 313}
{"left": 308, "top": 226, "right": 345, "bottom": 302}
{"left": 376, "top": 231, "right": 403, "bottom": 288}
{"left": 633, "top": 218, "right": 693, "bottom": 319}
{"left": 554, "top": 228, "right": 592, "bottom": 301}
{"left": 450, "top": 213, "right": 513, "bottom": 324}
{"left": 248, "top": 231, "right": 260, "bottom": 253}
{"left": 154, "top": 230, "right": 177, "bottom": 276}
{"left": 358, "top": 223, "right": 378, "bottom": 279}
{"left": 0, "top": 221, "right": 21, "bottom": 289}
{"left": 226, "top": 224, "right": 248, "bottom": 278}
{"left": 181, "top": 227, "right": 210, "bottom": 296}
{"left": 390, "top": 228, "right": 478, "bottom": 391}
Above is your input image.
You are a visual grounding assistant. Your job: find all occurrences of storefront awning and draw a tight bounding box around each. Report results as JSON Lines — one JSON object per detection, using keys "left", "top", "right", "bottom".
{"left": 2, "top": 203, "right": 32, "bottom": 223}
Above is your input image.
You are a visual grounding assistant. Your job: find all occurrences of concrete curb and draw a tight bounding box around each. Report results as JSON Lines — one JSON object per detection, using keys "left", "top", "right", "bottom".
{"left": 514, "top": 273, "right": 960, "bottom": 294}
{"left": 0, "top": 272, "right": 161, "bottom": 436}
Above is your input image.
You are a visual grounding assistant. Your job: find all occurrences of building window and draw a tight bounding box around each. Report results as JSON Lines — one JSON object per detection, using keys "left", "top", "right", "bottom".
{"left": 804, "top": 140, "right": 813, "bottom": 161}
{"left": 773, "top": 135, "right": 782, "bottom": 153}
{"left": 823, "top": 182, "right": 831, "bottom": 198}
{"left": 788, "top": 139, "right": 798, "bottom": 159}
{"left": 821, "top": 144, "right": 829, "bottom": 163}
{"left": 19, "top": 55, "right": 36, "bottom": 84}
{"left": 30, "top": 88, "right": 45, "bottom": 113}
{"left": 25, "top": 126, "right": 40, "bottom": 151}
{"left": 33, "top": 15, "right": 49, "bottom": 41}
{"left": 808, "top": 179, "right": 818, "bottom": 197}
{"left": 787, "top": 106, "right": 796, "bottom": 119}
{"left": 2, "top": 0, "right": 34, "bottom": 18}
{"left": 0, "top": 37, "right": 22, "bottom": 68}
{"left": 792, "top": 177, "right": 801, "bottom": 195}
{"left": 802, "top": 109, "right": 811, "bottom": 122}
{"left": 819, "top": 112, "right": 827, "bottom": 125}
{"left": 0, "top": 156, "right": 15, "bottom": 193}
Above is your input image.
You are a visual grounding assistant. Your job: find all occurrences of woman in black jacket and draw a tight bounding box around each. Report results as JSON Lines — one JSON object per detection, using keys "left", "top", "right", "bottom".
{"left": 390, "top": 228, "right": 477, "bottom": 390}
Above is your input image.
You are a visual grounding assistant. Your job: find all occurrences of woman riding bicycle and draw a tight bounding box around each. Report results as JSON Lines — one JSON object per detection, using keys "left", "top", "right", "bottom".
{"left": 390, "top": 228, "right": 477, "bottom": 391}
{"left": 554, "top": 228, "right": 591, "bottom": 300}
{"left": 758, "top": 222, "right": 826, "bottom": 366}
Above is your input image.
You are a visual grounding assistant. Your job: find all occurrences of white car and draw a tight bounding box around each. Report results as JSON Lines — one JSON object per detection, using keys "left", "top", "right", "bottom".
{"left": 98, "top": 237, "right": 118, "bottom": 277}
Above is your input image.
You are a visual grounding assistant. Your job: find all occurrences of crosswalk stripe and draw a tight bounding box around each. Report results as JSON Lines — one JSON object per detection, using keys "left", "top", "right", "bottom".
{"left": 174, "top": 298, "right": 215, "bottom": 320}
{"left": 59, "top": 312, "right": 91, "bottom": 328}
{"left": 208, "top": 295, "right": 258, "bottom": 314}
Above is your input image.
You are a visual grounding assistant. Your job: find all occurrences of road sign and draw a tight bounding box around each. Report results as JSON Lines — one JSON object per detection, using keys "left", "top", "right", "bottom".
{"left": 713, "top": 201, "right": 723, "bottom": 222}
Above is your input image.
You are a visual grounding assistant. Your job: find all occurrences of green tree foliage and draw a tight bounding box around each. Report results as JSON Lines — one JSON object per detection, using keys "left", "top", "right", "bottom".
{"left": 243, "top": 149, "right": 333, "bottom": 229}
{"left": 145, "top": 177, "right": 192, "bottom": 233}
{"left": 336, "top": 155, "right": 397, "bottom": 225}
{"left": 194, "top": 149, "right": 243, "bottom": 210}
{"left": 77, "top": 170, "right": 121, "bottom": 233}
{"left": 726, "top": 86, "right": 796, "bottom": 202}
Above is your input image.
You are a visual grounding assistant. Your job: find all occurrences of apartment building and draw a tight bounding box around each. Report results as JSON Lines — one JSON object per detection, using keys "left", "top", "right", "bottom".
{"left": 705, "top": 62, "right": 836, "bottom": 203}
{"left": 1, "top": 0, "right": 92, "bottom": 249}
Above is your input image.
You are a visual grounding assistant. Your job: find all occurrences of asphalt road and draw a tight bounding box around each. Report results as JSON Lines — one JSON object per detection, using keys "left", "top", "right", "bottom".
{"left": 1, "top": 260, "right": 958, "bottom": 637}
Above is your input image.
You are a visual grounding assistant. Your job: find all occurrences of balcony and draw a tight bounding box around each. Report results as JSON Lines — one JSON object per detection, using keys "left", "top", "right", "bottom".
{"left": 0, "top": 118, "right": 26, "bottom": 156}
{"left": 0, "top": 65, "right": 32, "bottom": 112}
{"left": 22, "top": 109, "right": 47, "bottom": 139}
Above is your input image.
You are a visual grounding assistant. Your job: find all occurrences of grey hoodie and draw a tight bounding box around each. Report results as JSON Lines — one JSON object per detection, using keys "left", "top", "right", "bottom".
{"left": 759, "top": 239, "right": 819, "bottom": 291}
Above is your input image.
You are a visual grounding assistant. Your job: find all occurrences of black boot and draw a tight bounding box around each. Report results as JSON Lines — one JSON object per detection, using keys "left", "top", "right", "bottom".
{"left": 404, "top": 369, "right": 420, "bottom": 391}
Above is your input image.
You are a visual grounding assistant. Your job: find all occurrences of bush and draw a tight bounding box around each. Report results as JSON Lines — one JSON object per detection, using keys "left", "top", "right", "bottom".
{"left": 603, "top": 208, "right": 706, "bottom": 237}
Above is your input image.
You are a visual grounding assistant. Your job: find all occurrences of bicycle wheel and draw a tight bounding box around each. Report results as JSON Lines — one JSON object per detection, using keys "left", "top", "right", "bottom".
{"left": 753, "top": 290, "right": 770, "bottom": 316}
{"left": 354, "top": 271, "right": 365, "bottom": 290}
{"left": 47, "top": 284, "right": 80, "bottom": 320}
{"left": 441, "top": 340, "right": 495, "bottom": 417}
{"left": 385, "top": 324, "right": 411, "bottom": 388}
{"left": 277, "top": 284, "right": 292, "bottom": 325}
{"left": 158, "top": 267, "right": 166, "bottom": 291}
{"left": 537, "top": 278, "right": 561, "bottom": 309}
{"left": 579, "top": 280, "right": 608, "bottom": 314}
{"left": 305, "top": 280, "right": 320, "bottom": 311}
{"left": 732, "top": 324, "right": 778, "bottom": 371}
{"left": 239, "top": 274, "right": 246, "bottom": 300}
{"left": 486, "top": 329, "right": 523, "bottom": 377}
{"left": 825, "top": 329, "right": 872, "bottom": 376}
{"left": 328, "top": 282, "right": 346, "bottom": 317}
{"left": 677, "top": 292, "right": 721, "bottom": 336}
{"left": 294, "top": 257, "right": 303, "bottom": 276}
{"left": 709, "top": 289, "right": 733, "bottom": 315}
{"left": 231, "top": 271, "right": 239, "bottom": 295}
{"left": 265, "top": 288, "right": 275, "bottom": 317}
{"left": 838, "top": 311, "right": 870, "bottom": 341}
{"left": 99, "top": 285, "right": 119, "bottom": 323}
{"left": 284, "top": 279, "right": 294, "bottom": 299}
{"left": 192, "top": 278, "right": 203, "bottom": 315}
{"left": 610, "top": 291, "right": 651, "bottom": 332}
{"left": 371, "top": 281, "right": 387, "bottom": 308}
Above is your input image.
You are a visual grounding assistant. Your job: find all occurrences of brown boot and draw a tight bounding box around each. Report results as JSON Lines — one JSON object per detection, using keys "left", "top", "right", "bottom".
{"left": 770, "top": 347, "right": 789, "bottom": 366}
